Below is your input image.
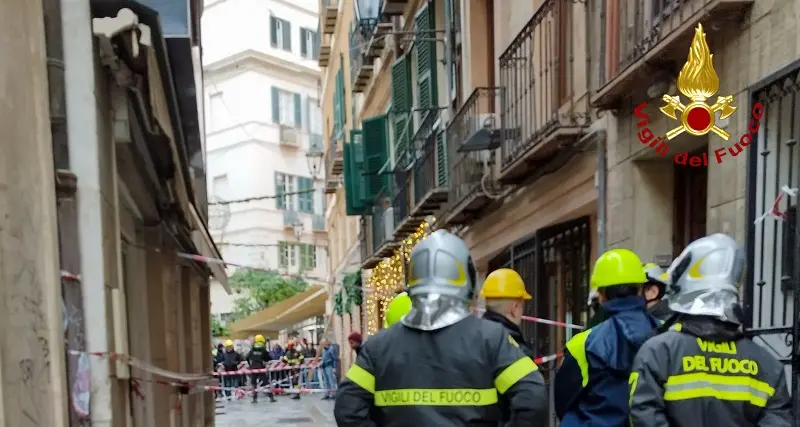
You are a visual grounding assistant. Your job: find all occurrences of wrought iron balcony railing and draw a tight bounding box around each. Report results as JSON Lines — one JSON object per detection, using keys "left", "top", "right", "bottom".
{"left": 392, "top": 170, "right": 419, "bottom": 240}
{"left": 591, "top": 0, "right": 753, "bottom": 108}
{"left": 359, "top": 217, "right": 373, "bottom": 267}
{"left": 411, "top": 129, "right": 448, "bottom": 217}
{"left": 443, "top": 88, "right": 504, "bottom": 226}
{"left": 371, "top": 188, "right": 397, "bottom": 258}
{"left": 325, "top": 136, "right": 343, "bottom": 193}
{"left": 350, "top": 19, "right": 378, "bottom": 93}
{"left": 283, "top": 210, "right": 298, "bottom": 229}
{"left": 498, "top": 0, "right": 587, "bottom": 183}
{"left": 312, "top": 214, "right": 325, "bottom": 232}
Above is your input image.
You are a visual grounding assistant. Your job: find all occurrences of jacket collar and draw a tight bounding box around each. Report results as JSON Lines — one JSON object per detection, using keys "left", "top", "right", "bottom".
{"left": 602, "top": 296, "right": 647, "bottom": 314}
{"left": 482, "top": 309, "right": 525, "bottom": 341}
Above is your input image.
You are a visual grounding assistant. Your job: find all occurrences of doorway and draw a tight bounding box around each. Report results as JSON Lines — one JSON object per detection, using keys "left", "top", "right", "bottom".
{"left": 672, "top": 148, "right": 708, "bottom": 257}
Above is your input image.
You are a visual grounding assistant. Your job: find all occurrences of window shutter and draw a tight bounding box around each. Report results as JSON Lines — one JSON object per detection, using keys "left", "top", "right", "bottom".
{"left": 294, "top": 93, "right": 302, "bottom": 128}
{"left": 312, "top": 31, "right": 320, "bottom": 59}
{"left": 275, "top": 172, "right": 285, "bottom": 209}
{"left": 304, "top": 96, "right": 311, "bottom": 134}
{"left": 270, "top": 16, "right": 278, "bottom": 47}
{"left": 301, "top": 177, "right": 314, "bottom": 213}
{"left": 300, "top": 28, "right": 308, "bottom": 57}
{"left": 362, "top": 115, "right": 389, "bottom": 201}
{"left": 271, "top": 86, "right": 280, "bottom": 123}
{"left": 352, "top": 129, "right": 368, "bottom": 205}
{"left": 279, "top": 242, "right": 288, "bottom": 267}
{"left": 415, "top": 4, "right": 438, "bottom": 119}
{"left": 282, "top": 20, "right": 292, "bottom": 51}
{"left": 390, "top": 55, "right": 412, "bottom": 169}
{"left": 344, "top": 130, "right": 368, "bottom": 215}
{"left": 334, "top": 69, "right": 343, "bottom": 136}
{"left": 435, "top": 129, "right": 448, "bottom": 187}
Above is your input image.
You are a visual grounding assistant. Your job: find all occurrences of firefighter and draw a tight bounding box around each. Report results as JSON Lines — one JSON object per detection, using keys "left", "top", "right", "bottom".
{"left": 246, "top": 334, "right": 276, "bottom": 403}
{"left": 642, "top": 263, "right": 673, "bottom": 323}
{"left": 479, "top": 268, "right": 535, "bottom": 359}
{"left": 282, "top": 340, "right": 305, "bottom": 400}
{"left": 554, "top": 248, "right": 659, "bottom": 427}
{"left": 334, "top": 230, "right": 548, "bottom": 427}
{"left": 383, "top": 291, "right": 412, "bottom": 328}
{"left": 629, "top": 234, "right": 792, "bottom": 427}
{"left": 586, "top": 289, "right": 608, "bottom": 328}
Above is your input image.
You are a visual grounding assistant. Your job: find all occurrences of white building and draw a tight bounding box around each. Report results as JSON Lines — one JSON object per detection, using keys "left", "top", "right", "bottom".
{"left": 202, "top": 0, "right": 328, "bottom": 324}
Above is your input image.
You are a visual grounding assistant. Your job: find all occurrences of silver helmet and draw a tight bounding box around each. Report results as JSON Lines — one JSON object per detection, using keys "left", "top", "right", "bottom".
{"left": 666, "top": 233, "right": 745, "bottom": 324}
{"left": 401, "top": 229, "right": 476, "bottom": 331}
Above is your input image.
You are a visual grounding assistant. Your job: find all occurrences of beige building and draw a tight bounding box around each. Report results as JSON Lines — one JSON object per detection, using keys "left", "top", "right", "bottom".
{"left": 322, "top": 0, "right": 798, "bottom": 391}
{"left": 1, "top": 0, "right": 225, "bottom": 426}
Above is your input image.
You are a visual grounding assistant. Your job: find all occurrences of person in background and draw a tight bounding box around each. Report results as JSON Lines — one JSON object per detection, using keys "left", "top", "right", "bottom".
{"left": 383, "top": 292, "right": 412, "bottom": 328}
{"left": 282, "top": 340, "right": 305, "bottom": 400}
{"left": 479, "top": 268, "right": 536, "bottom": 359}
{"left": 347, "top": 332, "right": 362, "bottom": 357}
{"left": 642, "top": 263, "right": 673, "bottom": 323}
{"left": 220, "top": 339, "right": 245, "bottom": 400}
{"left": 319, "top": 339, "right": 339, "bottom": 400}
{"left": 245, "top": 334, "right": 276, "bottom": 404}
{"left": 269, "top": 342, "right": 283, "bottom": 360}
{"left": 213, "top": 343, "right": 225, "bottom": 399}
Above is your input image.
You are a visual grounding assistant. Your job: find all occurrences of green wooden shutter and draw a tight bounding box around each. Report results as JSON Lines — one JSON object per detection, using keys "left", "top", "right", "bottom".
{"left": 352, "top": 129, "right": 368, "bottom": 205}
{"left": 294, "top": 93, "right": 302, "bottom": 128}
{"left": 391, "top": 55, "right": 412, "bottom": 168}
{"left": 435, "top": 129, "right": 448, "bottom": 187}
{"left": 301, "top": 177, "right": 314, "bottom": 213}
{"left": 334, "top": 69, "right": 343, "bottom": 136}
{"left": 270, "top": 16, "right": 278, "bottom": 47}
{"left": 300, "top": 28, "right": 308, "bottom": 57}
{"left": 275, "top": 172, "right": 285, "bottom": 209}
{"left": 415, "top": 4, "right": 438, "bottom": 118}
{"left": 278, "top": 242, "right": 288, "bottom": 267}
{"left": 336, "top": 69, "right": 346, "bottom": 136}
{"left": 362, "top": 115, "right": 389, "bottom": 200}
{"left": 271, "top": 86, "right": 280, "bottom": 123}
{"left": 282, "top": 20, "right": 292, "bottom": 51}
{"left": 312, "top": 31, "right": 319, "bottom": 59}
{"left": 344, "top": 130, "right": 368, "bottom": 215}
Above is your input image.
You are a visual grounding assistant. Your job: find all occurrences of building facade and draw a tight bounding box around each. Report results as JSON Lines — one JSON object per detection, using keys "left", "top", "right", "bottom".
{"left": 202, "top": 0, "right": 329, "bottom": 323}
{"left": 326, "top": 0, "right": 798, "bottom": 403}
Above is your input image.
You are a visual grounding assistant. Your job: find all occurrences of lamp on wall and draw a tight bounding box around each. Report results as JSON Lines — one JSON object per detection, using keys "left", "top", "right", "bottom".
{"left": 293, "top": 220, "right": 305, "bottom": 242}
{"left": 306, "top": 150, "right": 324, "bottom": 180}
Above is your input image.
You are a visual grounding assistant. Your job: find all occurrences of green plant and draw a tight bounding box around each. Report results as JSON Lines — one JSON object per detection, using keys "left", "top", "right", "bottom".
{"left": 343, "top": 271, "right": 363, "bottom": 313}
{"left": 229, "top": 269, "right": 308, "bottom": 321}
{"left": 211, "top": 316, "right": 229, "bottom": 338}
{"left": 333, "top": 289, "right": 344, "bottom": 315}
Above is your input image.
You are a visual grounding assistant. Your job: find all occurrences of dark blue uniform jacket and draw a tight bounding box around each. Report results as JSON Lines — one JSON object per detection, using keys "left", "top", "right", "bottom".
{"left": 554, "top": 296, "right": 658, "bottom": 427}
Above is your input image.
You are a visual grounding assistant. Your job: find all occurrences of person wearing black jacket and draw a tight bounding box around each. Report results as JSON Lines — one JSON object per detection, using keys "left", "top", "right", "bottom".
{"left": 246, "top": 335, "right": 276, "bottom": 403}
{"left": 220, "top": 340, "right": 244, "bottom": 399}
{"left": 479, "top": 269, "right": 536, "bottom": 359}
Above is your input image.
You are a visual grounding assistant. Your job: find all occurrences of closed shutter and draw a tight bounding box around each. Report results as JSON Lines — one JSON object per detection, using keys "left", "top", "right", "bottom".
{"left": 300, "top": 28, "right": 308, "bottom": 57}
{"left": 337, "top": 69, "right": 346, "bottom": 135}
{"left": 391, "top": 55, "right": 412, "bottom": 169}
{"left": 362, "top": 115, "right": 389, "bottom": 200}
{"left": 334, "top": 69, "right": 343, "bottom": 136}
{"left": 312, "top": 31, "right": 319, "bottom": 59}
{"left": 282, "top": 20, "right": 292, "bottom": 51}
{"left": 275, "top": 172, "right": 285, "bottom": 209}
{"left": 415, "top": 4, "right": 438, "bottom": 121}
{"left": 435, "top": 129, "right": 448, "bottom": 187}
{"left": 344, "top": 130, "right": 369, "bottom": 215}
{"left": 271, "top": 86, "right": 280, "bottom": 123}
{"left": 300, "top": 177, "right": 314, "bottom": 213}
{"left": 278, "top": 242, "right": 288, "bottom": 267}
{"left": 294, "top": 93, "right": 302, "bottom": 128}
{"left": 270, "top": 16, "right": 278, "bottom": 47}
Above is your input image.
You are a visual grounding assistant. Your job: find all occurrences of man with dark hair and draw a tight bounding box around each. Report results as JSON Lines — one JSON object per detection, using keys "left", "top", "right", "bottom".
{"left": 642, "top": 263, "right": 672, "bottom": 323}
{"left": 554, "top": 249, "right": 659, "bottom": 427}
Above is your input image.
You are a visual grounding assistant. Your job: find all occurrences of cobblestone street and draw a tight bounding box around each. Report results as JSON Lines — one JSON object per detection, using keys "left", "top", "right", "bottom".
{"left": 214, "top": 394, "right": 336, "bottom": 427}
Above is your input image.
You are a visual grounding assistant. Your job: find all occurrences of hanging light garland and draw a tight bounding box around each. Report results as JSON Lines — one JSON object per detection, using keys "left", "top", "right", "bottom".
{"left": 365, "top": 220, "right": 433, "bottom": 335}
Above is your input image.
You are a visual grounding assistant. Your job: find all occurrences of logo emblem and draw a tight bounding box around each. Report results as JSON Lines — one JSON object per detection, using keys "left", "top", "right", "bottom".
{"left": 659, "top": 24, "right": 737, "bottom": 141}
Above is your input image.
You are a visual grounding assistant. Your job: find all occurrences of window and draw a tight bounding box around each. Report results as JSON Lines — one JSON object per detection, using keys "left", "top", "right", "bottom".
{"left": 270, "top": 16, "right": 291, "bottom": 52}
{"left": 300, "top": 28, "right": 319, "bottom": 59}
{"left": 308, "top": 99, "right": 323, "bottom": 135}
{"left": 279, "top": 241, "right": 297, "bottom": 268}
{"left": 299, "top": 244, "right": 316, "bottom": 270}
{"left": 279, "top": 90, "right": 295, "bottom": 126}
{"left": 271, "top": 87, "right": 302, "bottom": 128}
{"left": 275, "top": 173, "right": 296, "bottom": 210}
{"left": 212, "top": 174, "right": 230, "bottom": 199}
{"left": 297, "top": 176, "right": 314, "bottom": 213}
{"left": 209, "top": 92, "right": 229, "bottom": 130}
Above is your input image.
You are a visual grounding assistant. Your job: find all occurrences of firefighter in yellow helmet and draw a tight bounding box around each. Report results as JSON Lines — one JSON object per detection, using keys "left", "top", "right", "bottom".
{"left": 629, "top": 234, "right": 791, "bottom": 427}
{"left": 480, "top": 268, "right": 535, "bottom": 359}
{"left": 554, "top": 249, "right": 659, "bottom": 427}
{"left": 383, "top": 291, "right": 412, "bottom": 328}
{"left": 334, "top": 230, "right": 547, "bottom": 427}
{"left": 245, "top": 334, "right": 276, "bottom": 403}
{"left": 642, "top": 262, "right": 673, "bottom": 323}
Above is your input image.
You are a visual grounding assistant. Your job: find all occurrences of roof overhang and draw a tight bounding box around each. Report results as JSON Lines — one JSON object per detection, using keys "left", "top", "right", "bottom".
{"left": 228, "top": 286, "right": 328, "bottom": 337}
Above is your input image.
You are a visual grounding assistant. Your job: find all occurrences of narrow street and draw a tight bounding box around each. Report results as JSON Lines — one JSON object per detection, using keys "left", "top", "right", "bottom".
{"left": 214, "top": 396, "right": 336, "bottom": 427}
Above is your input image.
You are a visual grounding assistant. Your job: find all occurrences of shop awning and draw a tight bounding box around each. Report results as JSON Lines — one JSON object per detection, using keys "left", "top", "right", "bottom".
{"left": 228, "top": 285, "right": 327, "bottom": 337}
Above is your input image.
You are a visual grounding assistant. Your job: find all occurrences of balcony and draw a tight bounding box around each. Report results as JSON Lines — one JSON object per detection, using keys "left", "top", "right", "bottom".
{"left": 351, "top": 19, "right": 379, "bottom": 93}
{"left": 283, "top": 210, "right": 299, "bottom": 229}
{"left": 411, "top": 130, "right": 448, "bottom": 216}
{"left": 279, "top": 125, "right": 299, "bottom": 147}
{"left": 392, "top": 170, "right": 421, "bottom": 240}
{"left": 381, "top": 0, "right": 407, "bottom": 17}
{"left": 591, "top": 0, "right": 752, "bottom": 109}
{"left": 443, "top": 88, "right": 504, "bottom": 226}
{"left": 366, "top": 20, "right": 393, "bottom": 59}
{"left": 360, "top": 217, "right": 380, "bottom": 269}
{"left": 309, "top": 133, "right": 324, "bottom": 152}
{"left": 497, "top": 0, "right": 588, "bottom": 184}
{"left": 321, "top": 0, "right": 338, "bottom": 35}
{"left": 312, "top": 214, "right": 326, "bottom": 232}
{"left": 325, "top": 136, "right": 344, "bottom": 193}
{"left": 319, "top": 33, "right": 332, "bottom": 67}
{"left": 371, "top": 188, "right": 398, "bottom": 259}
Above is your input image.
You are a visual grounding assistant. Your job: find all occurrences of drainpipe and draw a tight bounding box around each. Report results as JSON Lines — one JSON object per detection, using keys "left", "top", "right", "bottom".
{"left": 443, "top": 0, "right": 454, "bottom": 121}
{"left": 596, "top": 139, "right": 606, "bottom": 253}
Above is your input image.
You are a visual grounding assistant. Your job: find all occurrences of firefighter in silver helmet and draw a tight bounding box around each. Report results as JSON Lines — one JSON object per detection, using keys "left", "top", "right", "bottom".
{"left": 629, "top": 234, "right": 791, "bottom": 427}
{"left": 334, "top": 230, "right": 548, "bottom": 427}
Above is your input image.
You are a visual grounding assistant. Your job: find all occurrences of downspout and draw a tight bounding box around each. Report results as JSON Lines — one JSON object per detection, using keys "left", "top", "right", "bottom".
{"left": 586, "top": 0, "right": 606, "bottom": 254}
{"left": 443, "top": 0, "right": 454, "bottom": 121}
{"left": 43, "top": 0, "right": 87, "bottom": 423}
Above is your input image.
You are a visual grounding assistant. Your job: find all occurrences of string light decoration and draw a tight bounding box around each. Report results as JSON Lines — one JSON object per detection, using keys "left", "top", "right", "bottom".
{"left": 365, "top": 220, "right": 433, "bottom": 335}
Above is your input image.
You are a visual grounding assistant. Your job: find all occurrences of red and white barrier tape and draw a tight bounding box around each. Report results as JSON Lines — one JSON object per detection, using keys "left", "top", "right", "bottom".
{"left": 476, "top": 309, "right": 585, "bottom": 330}
{"left": 212, "top": 359, "right": 319, "bottom": 376}
{"left": 754, "top": 185, "right": 798, "bottom": 224}
{"left": 533, "top": 352, "right": 563, "bottom": 365}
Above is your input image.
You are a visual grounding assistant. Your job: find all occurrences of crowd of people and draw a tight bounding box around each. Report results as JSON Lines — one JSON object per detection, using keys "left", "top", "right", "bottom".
{"left": 332, "top": 230, "right": 792, "bottom": 427}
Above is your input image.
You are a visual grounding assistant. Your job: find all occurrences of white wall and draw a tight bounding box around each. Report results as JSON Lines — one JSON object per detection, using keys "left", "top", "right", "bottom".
{"left": 203, "top": 0, "right": 327, "bottom": 319}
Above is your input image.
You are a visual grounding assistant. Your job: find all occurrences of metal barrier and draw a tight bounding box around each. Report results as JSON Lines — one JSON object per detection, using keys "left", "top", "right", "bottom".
{"left": 211, "top": 358, "right": 332, "bottom": 399}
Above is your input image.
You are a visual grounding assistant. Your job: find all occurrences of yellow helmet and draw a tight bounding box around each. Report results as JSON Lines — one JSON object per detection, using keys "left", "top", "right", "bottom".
{"left": 254, "top": 334, "right": 266, "bottom": 344}
{"left": 384, "top": 292, "right": 412, "bottom": 328}
{"left": 224, "top": 339, "right": 234, "bottom": 347}
{"left": 590, "top": 249, "right": 647, "bottom": 289}
{"left": 480, "top": 269, "right": 532, "bottom": 300}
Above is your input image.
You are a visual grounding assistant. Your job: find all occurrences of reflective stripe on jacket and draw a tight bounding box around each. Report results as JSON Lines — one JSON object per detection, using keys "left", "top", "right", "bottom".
{"left": 554, "top": 296, "right": 658, "bottom": 427}
{"left": 333, "top": 315, "right": 548, "bottom": 427}
{"left": 282, "top": 349, "right": 304, "bottom": 365}
{"left": 629, "top": 317, "right": 792, "bottom": 427}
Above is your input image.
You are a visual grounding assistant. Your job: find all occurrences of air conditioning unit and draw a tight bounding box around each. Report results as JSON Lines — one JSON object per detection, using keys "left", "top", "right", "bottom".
{"left": 280, "top": 125, "right": 298, "bottom": 146}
